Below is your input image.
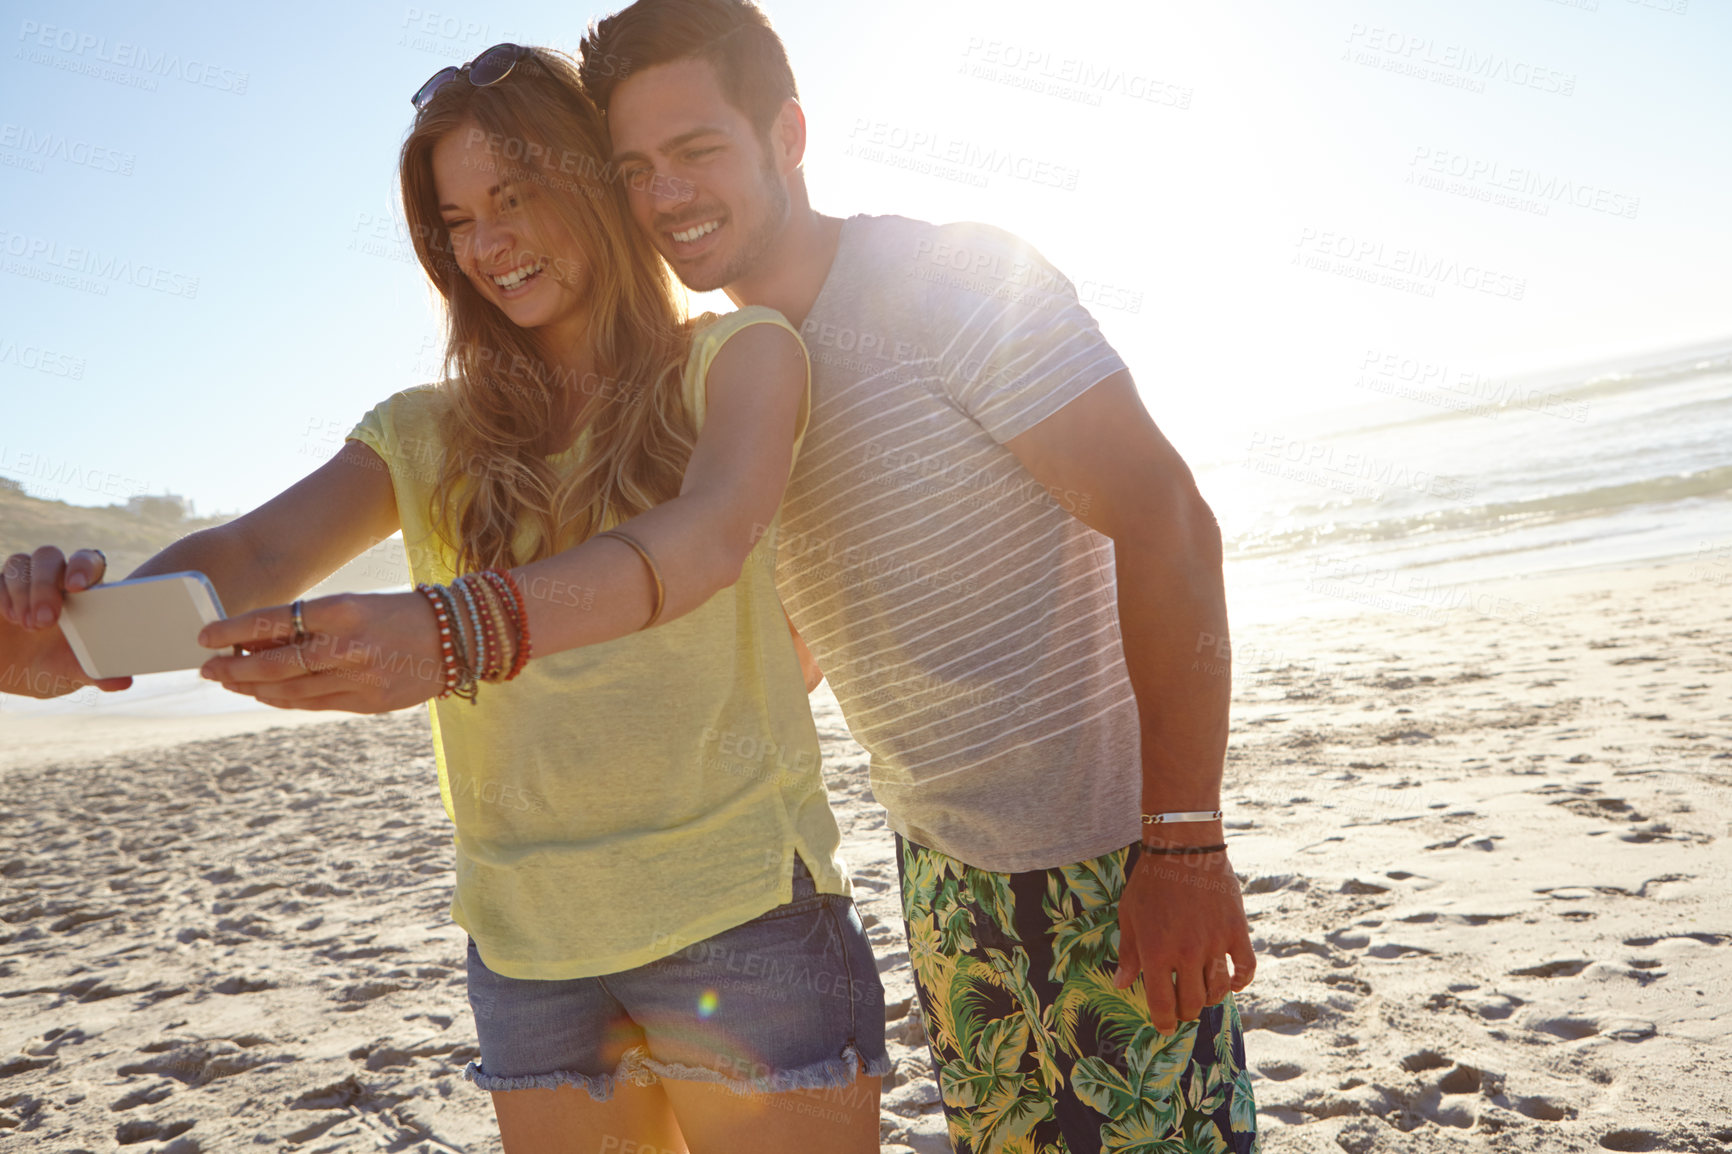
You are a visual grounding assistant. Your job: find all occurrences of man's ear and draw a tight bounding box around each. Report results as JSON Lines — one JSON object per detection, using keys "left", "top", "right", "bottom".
{"left": 771, "top": 98, "right": 807, "bottom": 176}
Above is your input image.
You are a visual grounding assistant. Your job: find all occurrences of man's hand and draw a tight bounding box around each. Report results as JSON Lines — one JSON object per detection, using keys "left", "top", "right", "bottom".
{"left": 1005, "top": 372, "right": 1254, "bottom": 1028}
{"left": 1114, "top": 850, "right": 1256, "bottom": 1033}
{"left": 2, "top": 546, "right": 112, "bottom": 630}
{"left": 198, "top": 591, "right": 446, "bottom": 714}
{"left": 0, "top": 547, "right": 133, "bottom": 697}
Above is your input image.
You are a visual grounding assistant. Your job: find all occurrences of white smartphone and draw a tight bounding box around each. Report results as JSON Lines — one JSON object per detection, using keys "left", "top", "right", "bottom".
{"left": 58, "top": 572, "right": 228, "bottom": 680}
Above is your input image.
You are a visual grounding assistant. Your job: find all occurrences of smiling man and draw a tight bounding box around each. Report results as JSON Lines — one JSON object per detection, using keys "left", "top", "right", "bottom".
{"left": 581, "top": 4, "right": 1259, "bottom": 1151}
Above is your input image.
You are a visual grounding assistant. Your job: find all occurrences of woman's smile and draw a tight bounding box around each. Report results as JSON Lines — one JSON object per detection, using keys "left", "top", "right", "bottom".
{"left": 488, "top": 258, "right": 546, "bottom": 295}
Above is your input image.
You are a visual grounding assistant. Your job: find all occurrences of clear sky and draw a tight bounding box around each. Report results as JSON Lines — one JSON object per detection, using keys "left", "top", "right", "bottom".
{"left": 3, "top": 0, "right": 1728, "bottom": 519}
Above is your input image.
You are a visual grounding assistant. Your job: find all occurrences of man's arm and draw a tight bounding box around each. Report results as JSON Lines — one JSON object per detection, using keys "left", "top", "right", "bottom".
{"left": 1003, "top": 369, "right": 1254, "bottom": 1031}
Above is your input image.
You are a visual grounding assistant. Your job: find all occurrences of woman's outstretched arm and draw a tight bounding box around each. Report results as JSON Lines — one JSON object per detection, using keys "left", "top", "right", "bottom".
{"left": 0, "top": 441, "right": 400, "bottom": 698}
{"left": 199, "top": 321, "right": 808, "bottom": 711}
{"left": 128, "top": 441, "right": 402, "bottom": 614}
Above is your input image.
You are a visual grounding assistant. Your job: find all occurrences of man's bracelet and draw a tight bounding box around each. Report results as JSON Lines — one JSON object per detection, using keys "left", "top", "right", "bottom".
{"left": 1139, "top": 842, "right": 1228, "bottom": 856}
{"left": 1142, "top": 810, "right": 1223, "bottom": 824}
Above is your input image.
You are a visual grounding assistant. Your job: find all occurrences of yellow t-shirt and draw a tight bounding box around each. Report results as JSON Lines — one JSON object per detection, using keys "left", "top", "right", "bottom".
{"left": 346, "top": 307, "right": 848, "bottom": 980}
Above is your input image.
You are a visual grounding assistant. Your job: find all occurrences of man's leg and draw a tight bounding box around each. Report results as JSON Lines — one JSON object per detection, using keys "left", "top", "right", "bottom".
{"left": 896, "top": 833, "right": 1259, "bottom": 1154}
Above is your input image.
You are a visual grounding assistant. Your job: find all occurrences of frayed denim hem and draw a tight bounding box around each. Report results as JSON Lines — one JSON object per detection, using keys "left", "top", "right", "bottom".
{"left": 463, "top": 1048, "right": 658, "bottom": 1102}
{"left": 633, "top": 1042, "right": 893, "bottom": 1097}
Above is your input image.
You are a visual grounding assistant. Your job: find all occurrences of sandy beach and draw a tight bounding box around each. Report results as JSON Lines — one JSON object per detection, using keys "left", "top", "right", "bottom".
{"left": 1, "top": 556, "right": 1727, "bottom": 1153}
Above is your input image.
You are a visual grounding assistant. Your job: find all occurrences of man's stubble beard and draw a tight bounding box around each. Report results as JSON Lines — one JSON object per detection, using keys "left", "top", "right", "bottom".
{"left": 676, "top": 156, "right": 790, "bottom": 293}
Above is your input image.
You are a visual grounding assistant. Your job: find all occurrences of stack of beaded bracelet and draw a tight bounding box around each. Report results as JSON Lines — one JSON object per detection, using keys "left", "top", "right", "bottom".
{"left": 490, "top": 568, "right": 533, "bottom": 679}
{"left": 414, "top": 567, "right": 534, "bottom": 703}
{"left": 415, "top": 582, "right": 465, "bottom": 700}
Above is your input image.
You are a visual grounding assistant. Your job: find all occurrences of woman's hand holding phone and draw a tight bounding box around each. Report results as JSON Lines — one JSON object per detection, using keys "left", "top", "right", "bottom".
{"left": 199, "top": 591, "right": 448, "bottom": 714}
{"left": 0, "top": 547, "right": 134, "bottom": 697}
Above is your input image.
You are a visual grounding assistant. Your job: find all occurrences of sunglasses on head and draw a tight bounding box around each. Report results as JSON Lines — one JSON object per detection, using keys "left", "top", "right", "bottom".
{"left": 412, "top": 42, "right": 531, "bottom": 110}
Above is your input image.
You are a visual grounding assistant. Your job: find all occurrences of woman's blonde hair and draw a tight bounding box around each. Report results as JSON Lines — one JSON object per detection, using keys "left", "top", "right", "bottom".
{"left": 400, "top": 47, "right": 694, "bottom": 573}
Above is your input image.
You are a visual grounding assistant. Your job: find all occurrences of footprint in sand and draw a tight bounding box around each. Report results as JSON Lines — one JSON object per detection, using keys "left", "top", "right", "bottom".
{"left": 1551, "top": 792, "right": 1648, "bottom": 823}
{"left": 1348, "top": 930, "right": 1434, "bottom": 959}
{"left": 1624, "top": 931, "right": 1729, "bottom": 948}
{"left": 0, "top": 1054, "right": 55, "bottom": 1078}
{"left": 1400, "top": 1049, "right": 1451, "bottom": 1072}
{"left": 1353, "top": 1056, "right": 1485, "bottom": 1130}
{"left": 1435, "top": 1064, "right": 1482, "bottom": 1095}
{"left": 283, "top": 1074, "right": 410, "bottom": 1146}
{"left": 22, "top": 1025, "right": 91, "bottom": 1056}
{"left": 1242, "top": 873, "right": 1307, "bottom": 895}
{"left": 1466, "top": 992, "right": 1524, "bottom": 1020}
{"left": 115, "top": 1117, "right": 196, "bottom": 1146}
{"left": 1424, "top": 833, "right": 1504, "bottom": 851}
{"left": 1236, "top": 995, "right": 1328, "bottom": 1031}
{"left": 1598, "top": 1128, "right": 1670, "bottom": 1151}
{"left": 284, "top": 1113, "right": 349, "bottom": 1145}
{"left": 1514, "top": 1095, "right": 1575, "bottom": 1121}
{"left": 1509, "top": 958, "right": 1592, "bottom": 978}
{"left": 334, "top": 980, "right": 403, "bottom": 1010}
{"left": 1526, "top": 1015, "right": 1602, "bottom": 1041}
{"left": 110, "top": 1082, "right": 175, "bottom": 1111}
{"left": 117, "top": 1039, "right": 288, "bottom": 1086}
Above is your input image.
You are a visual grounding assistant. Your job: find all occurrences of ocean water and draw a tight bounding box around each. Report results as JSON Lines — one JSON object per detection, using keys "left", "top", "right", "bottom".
{"left": 10, "top": 341, "right": 1729, "bottom": 721}
{"left": 1197, "top": 339, "right": 1732, "bottom": 626}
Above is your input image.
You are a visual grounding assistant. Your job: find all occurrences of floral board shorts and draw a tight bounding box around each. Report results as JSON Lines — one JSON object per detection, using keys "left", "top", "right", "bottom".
{"left": 898, "top": 834, "right": 1260, "bottom": 1154}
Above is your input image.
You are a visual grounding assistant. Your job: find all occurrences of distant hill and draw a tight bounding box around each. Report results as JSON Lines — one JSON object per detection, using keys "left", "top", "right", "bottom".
{"left": 0, "top": 481, "right": 410, "bottom": 598}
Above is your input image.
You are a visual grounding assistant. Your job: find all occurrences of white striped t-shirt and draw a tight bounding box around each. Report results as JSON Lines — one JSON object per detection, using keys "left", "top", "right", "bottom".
{"left": 773, "top": 214, "right": 1143, "bottom": 873}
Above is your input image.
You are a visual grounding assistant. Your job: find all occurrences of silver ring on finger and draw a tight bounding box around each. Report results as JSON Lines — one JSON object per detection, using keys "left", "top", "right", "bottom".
{"left": 290, "top": 599, "right": 309, "bottom": 647}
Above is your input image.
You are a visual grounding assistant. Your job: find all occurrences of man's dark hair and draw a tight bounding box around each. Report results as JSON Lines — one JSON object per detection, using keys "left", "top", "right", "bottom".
{"left": 578, "top": 0, "right": 798, "bottom": 138}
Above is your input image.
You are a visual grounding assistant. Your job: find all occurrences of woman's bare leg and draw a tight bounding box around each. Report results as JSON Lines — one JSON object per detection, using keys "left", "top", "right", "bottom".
{"left": 491, "top": 1079, "right": 686, "bottom": 1154}
{"left": 660, "top": 1065, "right": 881, "bottom": 1154}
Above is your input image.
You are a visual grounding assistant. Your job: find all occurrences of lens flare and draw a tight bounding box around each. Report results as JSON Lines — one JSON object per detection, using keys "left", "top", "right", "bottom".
{"left": 698, "top": 989, "right": 719, "bottom": 1018}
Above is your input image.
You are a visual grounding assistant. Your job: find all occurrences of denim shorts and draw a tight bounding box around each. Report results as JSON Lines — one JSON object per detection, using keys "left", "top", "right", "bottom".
{"left": 463, "top": 855, "right": 892, "bottom": 1100}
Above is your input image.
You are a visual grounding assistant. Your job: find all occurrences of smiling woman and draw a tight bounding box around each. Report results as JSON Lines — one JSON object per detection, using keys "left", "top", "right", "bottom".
{"left": 399, "top": 50, "right": 695, "bottom": 572}
{"left": 0, "top": 40, "right": 885, "bottom": 1154}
